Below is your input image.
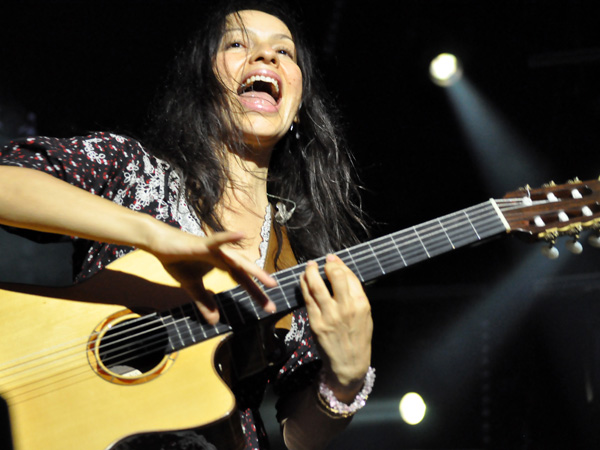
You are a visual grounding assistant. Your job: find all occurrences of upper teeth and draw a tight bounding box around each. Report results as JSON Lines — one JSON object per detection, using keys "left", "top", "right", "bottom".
{"left": 240, "top": 75, "right": 280, "bottom": 95}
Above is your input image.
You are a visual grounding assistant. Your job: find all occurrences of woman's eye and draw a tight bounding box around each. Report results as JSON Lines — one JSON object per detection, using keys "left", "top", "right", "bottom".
{"left": 277, "top": 48, "right": 295, "bottom": 58}
{"left": 224, "top": 38, "right": 247, "bottom": 50}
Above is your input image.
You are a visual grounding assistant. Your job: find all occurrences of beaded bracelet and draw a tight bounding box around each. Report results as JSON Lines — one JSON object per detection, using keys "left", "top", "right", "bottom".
{"left": 317, "top": 367, "right": 376, "bottom": 419}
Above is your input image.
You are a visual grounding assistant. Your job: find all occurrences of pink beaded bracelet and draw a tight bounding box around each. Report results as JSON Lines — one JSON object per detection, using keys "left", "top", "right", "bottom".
{"left": 317, "top": 367, "right": 376, "bottom": 419}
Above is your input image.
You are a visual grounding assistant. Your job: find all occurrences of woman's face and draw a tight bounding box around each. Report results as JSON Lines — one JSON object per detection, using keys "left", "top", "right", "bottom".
{"left": 215, "top": 10, "right": 303, "bottom": 152}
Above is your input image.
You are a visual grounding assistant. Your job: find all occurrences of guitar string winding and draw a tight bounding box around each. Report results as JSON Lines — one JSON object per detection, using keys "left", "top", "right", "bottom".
{"left": 0, "top": 198, "right": 543, "bottom": 402}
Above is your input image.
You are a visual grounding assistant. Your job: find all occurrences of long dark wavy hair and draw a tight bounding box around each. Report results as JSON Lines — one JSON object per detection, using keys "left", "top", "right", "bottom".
{"left": 145, "top": 0, "right": 367, "bottom": 264}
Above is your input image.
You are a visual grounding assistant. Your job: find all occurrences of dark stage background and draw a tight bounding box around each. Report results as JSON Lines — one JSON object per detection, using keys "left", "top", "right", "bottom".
{"left": 1, "top": 1, "right": 600, "bottom": 449}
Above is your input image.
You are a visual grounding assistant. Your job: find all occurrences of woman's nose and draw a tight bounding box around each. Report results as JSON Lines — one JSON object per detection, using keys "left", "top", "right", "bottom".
{"left": 251, "top": 43, "right": 279, "bottom": 66}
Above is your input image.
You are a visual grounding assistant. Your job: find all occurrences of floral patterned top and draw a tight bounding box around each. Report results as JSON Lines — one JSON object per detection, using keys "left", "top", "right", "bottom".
{"left": 0, "top": 132, "right": 321, "bottom": 450}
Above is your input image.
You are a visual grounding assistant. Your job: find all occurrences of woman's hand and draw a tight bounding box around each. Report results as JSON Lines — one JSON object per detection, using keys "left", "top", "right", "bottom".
{"left": 144, "top": 225, "right": 278, "bottom": 325}
{"left": 300, "top": 254, "right": 373, "bottom": 402}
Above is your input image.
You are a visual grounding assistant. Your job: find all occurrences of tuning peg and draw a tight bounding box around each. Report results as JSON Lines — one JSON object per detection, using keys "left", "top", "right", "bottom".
{"left": 588, "top": 233, "right": 600, "bottom": 248}
{"left": 541, "top": 244, "right": 559, "bottom": 259}
{"left": 566, "top": 239, "right": 583, "bottom": 254}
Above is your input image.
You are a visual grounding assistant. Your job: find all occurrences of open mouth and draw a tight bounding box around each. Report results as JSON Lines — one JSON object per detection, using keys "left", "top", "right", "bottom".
{"left": 237, "top": 75, "right": 281, "bottom": 104}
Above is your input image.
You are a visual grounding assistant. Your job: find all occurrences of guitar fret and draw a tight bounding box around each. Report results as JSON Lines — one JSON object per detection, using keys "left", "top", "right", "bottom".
{"left": 340, "top": 248, "right": 363, "bottom": 282}
{"left": 377, "top": 237, "right": 404, "bottom": 273}
{"left": 444, "top": 225, "right": 477, "bottom": 247}
{"left": 237, "top": 285, "right": 261, "bottom": 320}
{"left": 463, "top": 210, "right": 481, "bottom": 240}
{"left": 270, "top": 267, "right": 303, "bottom": 315}
{"left": 157, "top": 314, "right": 178, "bottom": 352}
{"left": 227, "top": 284, "right": 266, "bottom": 328}
{"left": 228, "top": 290, "right": 246, "bottom": 326}
{"left": 367, "top": 242, "right": 385, "bottom": 275}
{"left": 437, "top": 217, "right": 455, "bottom": 249}
{"left": 195, "top": 310, "right": 210, "bottom": 341}
{"left": 394, "top": 229, "right": 429, "bottom": 266}
{"left": 390, "top": 233, "right": 407, "bottom": 268}
{"left": 180, "top": 305, "right": 196, "bottom": 344}
{"left": 276, "top": 281, "right": 292, "bottom": 310}
{"left": 423, "top": 233, "right": 453, "bottom": 257}
{"left": 183, "top": 303, "right": 215, "bottom": 343}
{"left": 229, "top": 286, "right": 267, "bottom": 324}
{"left": 468, "top": 203, "right": 508, "bottom": 239}
{"left": 170, "top": 307, "right": 194, "bottom": 348}
{"left": 416, "top": 222, "right": 454, "bottom": 258}
{"left": 217, "top": 294, "right": 234, "bottom": 331}
{"left": 249, "top": 297, "right": 260, "bottom": 320}
{"left": 160, "top": 310, "right": 185, "bottom": 351}
{"left": 356, "top": 251, "right": 385, "bottom": 280}
{"left": 412, "top": 226, "right": 431, "bottom": 258}
{"left": 441, "top": 214, "right": 476, "bottom": 247}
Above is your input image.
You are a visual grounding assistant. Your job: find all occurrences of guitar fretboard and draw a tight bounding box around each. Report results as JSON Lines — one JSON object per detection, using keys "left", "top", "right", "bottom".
{"left": 157, "top": 200, "right": 508, "bottom": 352}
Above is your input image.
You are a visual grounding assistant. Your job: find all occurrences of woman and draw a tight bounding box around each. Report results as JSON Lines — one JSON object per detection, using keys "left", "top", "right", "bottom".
{"left": 0, "top": 2, "right": 374, "bottom": 449}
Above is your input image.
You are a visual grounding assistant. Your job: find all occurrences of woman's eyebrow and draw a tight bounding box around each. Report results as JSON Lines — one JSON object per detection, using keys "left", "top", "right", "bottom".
{"left": 225, "top": 27, "right": 294, "bottom": 43}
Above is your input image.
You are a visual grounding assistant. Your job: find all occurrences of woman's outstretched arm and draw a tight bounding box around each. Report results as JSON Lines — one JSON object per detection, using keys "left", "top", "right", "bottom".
{"left": 0, "top": 165, "right": 277, "bottom": 322}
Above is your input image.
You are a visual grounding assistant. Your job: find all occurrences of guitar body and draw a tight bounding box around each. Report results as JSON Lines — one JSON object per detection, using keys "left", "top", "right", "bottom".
{"left": 0, "top": 251, "right": 242, "bottom": 450}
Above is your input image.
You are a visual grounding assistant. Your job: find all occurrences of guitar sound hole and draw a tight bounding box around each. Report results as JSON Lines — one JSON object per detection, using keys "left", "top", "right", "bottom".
{"left": 98, "top": 316, "right": 170, "bottom": 376}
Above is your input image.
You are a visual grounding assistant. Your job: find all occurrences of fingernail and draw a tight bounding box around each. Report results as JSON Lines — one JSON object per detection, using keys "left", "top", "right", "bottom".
{"left": 206, "top": 311, "right": 220, "bottom": 325}
{"left": 263, "top": 274, "right": 277, "bottom": 287}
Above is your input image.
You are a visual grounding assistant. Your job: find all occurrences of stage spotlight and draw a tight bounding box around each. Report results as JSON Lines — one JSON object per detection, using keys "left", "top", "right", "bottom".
{"left": 399, "top": 392, "right": 427, "bottom": 425}
{"left": 429, "top": 53, "right": 462, "bottom": 87}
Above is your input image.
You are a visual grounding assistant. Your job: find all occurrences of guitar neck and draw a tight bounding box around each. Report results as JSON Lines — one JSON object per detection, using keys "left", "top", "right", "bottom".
{"left": 157, "top": 199, "right": 509, "bottom": 352}
{"left": 338, "top": 199, "right": 508, "bottom": 281}
{"left": 267, "top": 198, "right": 508, "bottom": 307}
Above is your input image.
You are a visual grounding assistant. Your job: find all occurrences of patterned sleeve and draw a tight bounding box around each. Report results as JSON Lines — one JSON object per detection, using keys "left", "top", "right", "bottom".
{"left": 0, "top": 131, "right": 203, "bottom": 234}
{"left": 0, "top": 132, "right": 144, "bottom": 245}
{"left": 0, "top": 132, "right": 203, "bottom": 280}
{"left": 1, "top": 132, "right": 149, "bottom": 200}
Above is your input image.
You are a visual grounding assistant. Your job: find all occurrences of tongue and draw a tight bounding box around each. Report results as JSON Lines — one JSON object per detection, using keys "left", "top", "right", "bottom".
{"left": 239, "top": 91, "right": 276, "bottom": 104}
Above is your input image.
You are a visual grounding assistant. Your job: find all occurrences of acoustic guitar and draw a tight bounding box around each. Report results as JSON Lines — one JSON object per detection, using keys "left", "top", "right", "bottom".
{"left": 1, "top": 178, "right": 599, "bottom": 450}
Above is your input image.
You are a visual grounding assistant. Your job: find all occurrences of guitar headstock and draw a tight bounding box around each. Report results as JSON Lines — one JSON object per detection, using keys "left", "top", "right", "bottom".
{"left": 500, "top": 178, "right": 600, "bottom": 252}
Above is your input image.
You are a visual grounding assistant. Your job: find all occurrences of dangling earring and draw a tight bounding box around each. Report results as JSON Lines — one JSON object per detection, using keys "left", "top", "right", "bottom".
{"left": 289, "top": 122, "right": 300, "bottom": 140}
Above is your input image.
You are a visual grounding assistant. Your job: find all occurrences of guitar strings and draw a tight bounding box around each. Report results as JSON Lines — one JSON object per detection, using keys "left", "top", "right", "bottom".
{"left": 0, "top": 199, "right": 524, "bottom": 378}
{"left": 248, "top": 198, "right": 531, "bottom": 299}
{"left": 0, "top": 306, "right": 228, "bottom": 401}
{"left": 0, "top": 198, "right": 546, "bottom": 401}
{"left": 222, "top": 197, "right": 548, "bottom": 318}
{"left": 0, "top": 199, "right": 530, "bottom": 391}
{"left": 2, "top": 199, "right": 545, "bottom": 402}
{"left": 0, "top": 319, "right": 228, "bottom": 404}
{"left": 214, "top": 201, "right": 506, "bottom": 314}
